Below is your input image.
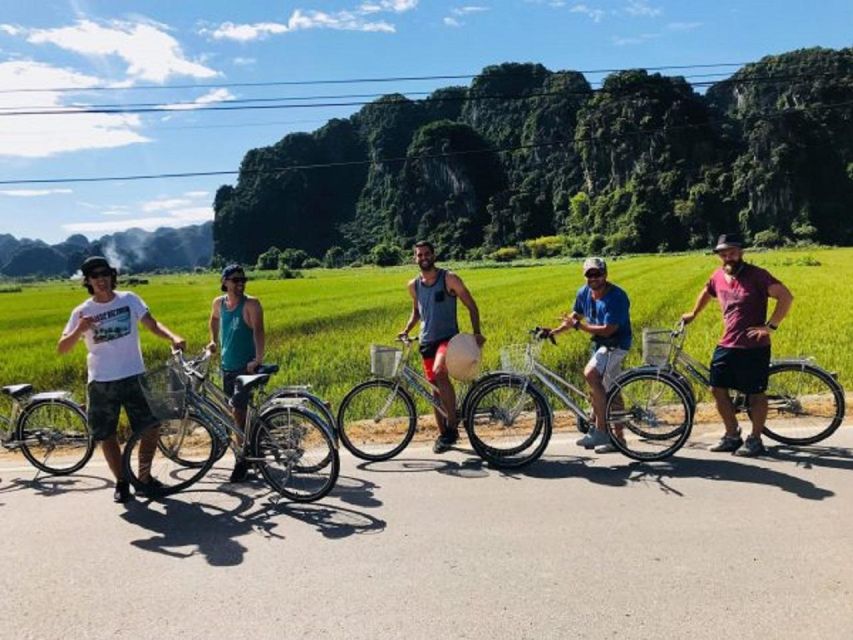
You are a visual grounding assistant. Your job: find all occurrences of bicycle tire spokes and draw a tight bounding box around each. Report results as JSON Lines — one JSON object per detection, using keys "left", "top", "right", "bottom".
{"left": 16, "top": 400, "right": 93, "bottom": 475}
{"left": 254, "top": 407, "right": 339, "bottom": 502}
{"left": 607, "top": 373, "right": 691, "bottom": 461}
{"left": 761, "top": 364, "right": 845, "bottom": 445}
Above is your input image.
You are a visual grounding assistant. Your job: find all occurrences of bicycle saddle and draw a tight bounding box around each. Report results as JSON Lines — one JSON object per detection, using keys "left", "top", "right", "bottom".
{"left": 2, "top": 384, "right": 33, "bottom": 398}
{"left": 235, "top": 374, "right": 271, "bottom": 395}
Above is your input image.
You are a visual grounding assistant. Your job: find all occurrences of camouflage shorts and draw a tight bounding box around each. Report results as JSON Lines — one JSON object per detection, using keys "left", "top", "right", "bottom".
{"left": 87, "top": 375, "right": 158, "bottom": 441}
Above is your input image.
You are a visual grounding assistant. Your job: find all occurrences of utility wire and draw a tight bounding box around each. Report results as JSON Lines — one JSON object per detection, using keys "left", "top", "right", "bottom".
{"left": 0, "top": 62, "right": 751, "bottom": 95}
{"left": 1, "top": 100, "right": 849, "bottom": 187}
{"left": 0, "top": 72, "right": 845, "bottom": 118}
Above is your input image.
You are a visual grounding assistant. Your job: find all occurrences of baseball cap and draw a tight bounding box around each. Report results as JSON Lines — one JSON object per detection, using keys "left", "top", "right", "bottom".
{"left": 582, "top": 257, "right": 607, "bottom": 275}
{"left": 80, "top": 256, "right": 113, "bottom": 276}
{"left": 220, "top": 264, "right": 245, "bottom": 291}
{"left": 713, "top": 233, "right": 745, "bottom": 253}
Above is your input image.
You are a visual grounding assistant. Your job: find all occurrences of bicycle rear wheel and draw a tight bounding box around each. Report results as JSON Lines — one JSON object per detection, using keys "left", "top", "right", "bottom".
{"left": 123, "top": 420, "right": 218, "bottom": 498}
{"left": 337, "top": 379, "right": 416, "bottom": 461}
{"left": 605, "top": 371, "right": 693, "bottom": 461}
{"left": 252, "top": 406, "right": 339, "bottom": 502}
{"left": 464, "top": 374, "right": 552, "bottom": 468}
{"left": 16, "top": 398, "right": 93, "bottom": 475}
{"left": 760, "top": 363, "right": 845, "bottom": 445}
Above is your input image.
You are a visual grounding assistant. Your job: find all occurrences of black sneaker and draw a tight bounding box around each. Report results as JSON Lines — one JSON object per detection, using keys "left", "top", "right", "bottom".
{"left": 113, "top": 480, "right": 132, "bottom": 504}
{"left": 229, "top": 460, "right": 251, "bottom": 483}
{"left": 709, "top": 433, "right": 743, "bottom": 453}
{"left": 432, "top": 430, "right": 458, "bottom": 454}
{"left": 734, "top": 435, "right": 767, "bottom": 458}
{"left": 138, "top": 477, "right": 165, "bottom": 497}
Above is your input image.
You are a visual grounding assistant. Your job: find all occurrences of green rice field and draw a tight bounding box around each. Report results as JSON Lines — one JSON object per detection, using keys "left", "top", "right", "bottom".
{"left": 0, "top": 248, "right": 850, "bottom": 416}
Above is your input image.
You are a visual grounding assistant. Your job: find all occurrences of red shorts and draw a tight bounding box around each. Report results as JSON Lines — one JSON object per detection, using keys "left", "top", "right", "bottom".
{"left": 421, "top": 339, "right": 451, "bottom": 384}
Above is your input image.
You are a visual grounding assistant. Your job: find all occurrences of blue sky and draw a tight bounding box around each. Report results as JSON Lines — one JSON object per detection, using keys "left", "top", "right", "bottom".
{"left": 1, "top": 0, "right": 850, "bottom": 244}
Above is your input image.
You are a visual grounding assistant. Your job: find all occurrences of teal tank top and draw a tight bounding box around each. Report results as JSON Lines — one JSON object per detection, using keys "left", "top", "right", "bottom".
{"left": 220, "top": 296, "right": 255, "bottom": 371}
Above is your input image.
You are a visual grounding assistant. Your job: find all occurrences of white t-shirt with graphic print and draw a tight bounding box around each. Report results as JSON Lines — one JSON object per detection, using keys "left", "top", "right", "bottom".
{"left": 64, "top": 290, "right": 150, "bottom": 382}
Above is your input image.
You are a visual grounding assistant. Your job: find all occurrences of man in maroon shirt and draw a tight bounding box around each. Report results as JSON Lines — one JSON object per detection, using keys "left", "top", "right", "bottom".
{"left": 682, "top": 233, "right": 794, "bottom": 456}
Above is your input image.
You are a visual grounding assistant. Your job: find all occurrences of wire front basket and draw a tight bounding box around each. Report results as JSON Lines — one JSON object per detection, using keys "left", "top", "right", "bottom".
{"left": 642, "top": 328, "right": 673, "bottom": 367}
{"left": 500, "top": 342, "right": 541, "bottom": 376}
{"left": 370, "top": 345, "right": 403, "bottom": 378}
{"left": 141, "top": 364, "right": 187, "bottom": 421}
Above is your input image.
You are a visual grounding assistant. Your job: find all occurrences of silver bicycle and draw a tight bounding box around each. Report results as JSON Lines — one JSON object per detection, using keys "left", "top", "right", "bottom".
{"left": 1, "top": 383, "right": 92, "bottom": 475}
{"left": 122, "top": 349, "right": 339, "bottom": 503}
{"left": 640, "top": 321, "right": 846, "bottom": 446}
{"left": 465, "top": 329, "right": 694, "bottom": 465}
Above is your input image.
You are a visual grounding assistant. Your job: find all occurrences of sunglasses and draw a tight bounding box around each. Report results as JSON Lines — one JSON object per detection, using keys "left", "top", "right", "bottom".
{"left": 584, "top": 271, "right": 605, "bottom": 279}
{"left": 88, "top": 269, "right": 112, "bottom": 279}
{"left": 227, "top": 277, "right": 248, "bottom": 284}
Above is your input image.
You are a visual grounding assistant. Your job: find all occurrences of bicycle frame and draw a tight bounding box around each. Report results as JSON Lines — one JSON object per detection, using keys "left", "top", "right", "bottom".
{"left": 389, "top": 339, "right": 448, "bottom": 418}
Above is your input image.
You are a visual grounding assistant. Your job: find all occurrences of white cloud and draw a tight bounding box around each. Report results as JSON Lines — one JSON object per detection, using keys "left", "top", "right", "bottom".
{"left": 0, "top": 24, "right": 22, "bottom": 36}
{"left": 62, "top": 209, "right": 213, "bottom": 234}
{"left": 444, "top": 17, "right": 463, "bottom": 27}
{"left": 101, "top": 211, "right": 130, "bottom": 216}
{"left": 183, "top": 191, "right": 210, "bottom": 198}
{"left": 451, "top": 6, "right": 490, "bottom": 15}
{"left": 667, "top": 21, "right": 702, "bottom": 31}
{"left": 570, "top": 4, "right": 605, "bottom": 22}
{"left": 141, "top": 197, "right": 193, "bottom": 213}
{"left": 611, "top": 32, "right": 660, "bottom": 45}
{"left": 0, "top": 188, "right": 73, "bottom": 197}
{"left": 232, "top": 56, "right": 256, "bottom": 66}
{"left": 24, "top": 19, "right": 218, "bottom": 83}
{"left": 623, "top": 1, "right": 662, "bottom": 17}
{"left": 202, "top": 2, "right": 417, "bottom": 42}
{"left": 0, "top": 61, "right": 149, "bottom": 158}
{"left": 158, "top": 88, "right": 235, "bottom": 111}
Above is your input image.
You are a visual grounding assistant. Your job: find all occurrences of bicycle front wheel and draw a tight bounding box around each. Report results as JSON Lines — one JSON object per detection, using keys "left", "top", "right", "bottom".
{"left": 337, "top": 379, "right": 417, "bottom": 461}
{"left": 605, "top": 371, "right": 693, "bottom": 461}
{"left": 252, "top": 406, "right": 339, "bottom": 503}
{"left": 464, "top": 374, "right": 552, "bottom": 468}
{"left": 123, "top": 420, "right": 218, "bottom": 498}
{"left": 16, "top": 398, "right": 93, "bottom": 475}
{"left": 761, "top": 363, "right": 846, "bottom": 445}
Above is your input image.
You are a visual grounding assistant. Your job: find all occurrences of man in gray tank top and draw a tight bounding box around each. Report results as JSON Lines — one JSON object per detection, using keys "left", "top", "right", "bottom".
{"left": 399, "top": 241, "right": 486, "bottom": 453}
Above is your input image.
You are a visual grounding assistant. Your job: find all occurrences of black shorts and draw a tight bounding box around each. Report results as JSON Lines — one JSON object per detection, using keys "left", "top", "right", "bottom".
{"left": 222, "top": 367, "right": 250, "bottom": 410}
{"left": 419, "top": 334, "right": 457, "bottom": 359}
{"left": 709, "top": 346, "right": 771, "bottom": 394}
{"left": 87, "top": 375, "right": 158, "bottom": 441}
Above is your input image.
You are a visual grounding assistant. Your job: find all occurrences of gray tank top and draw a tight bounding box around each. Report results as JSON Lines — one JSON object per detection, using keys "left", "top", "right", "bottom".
{"left": 416, "top": 269, "right": 459, "bottom": 344}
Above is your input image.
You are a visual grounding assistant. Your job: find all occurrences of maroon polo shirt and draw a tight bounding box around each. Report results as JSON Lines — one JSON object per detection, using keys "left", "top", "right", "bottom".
{"left": 706, "top": 263, "right": 781, "bottom": 349}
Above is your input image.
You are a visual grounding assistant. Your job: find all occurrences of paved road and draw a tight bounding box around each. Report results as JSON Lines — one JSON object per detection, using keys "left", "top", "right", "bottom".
{"left": 2, "top": 428, "right": 851, "bottom": 640}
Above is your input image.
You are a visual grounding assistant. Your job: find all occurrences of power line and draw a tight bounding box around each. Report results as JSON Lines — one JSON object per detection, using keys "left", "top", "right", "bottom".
{"left": 2, "top": 100, "right": 848, "bottom": 187}
{"left": 0, "top": 62, "right": 751, "bottom": 95}
{"left": 0, "top": 72, "right": 844, "bottom": 118}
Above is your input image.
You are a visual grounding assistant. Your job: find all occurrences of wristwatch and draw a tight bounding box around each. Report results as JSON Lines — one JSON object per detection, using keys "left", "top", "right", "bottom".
{"left": 765, "top": 322, "right": 778, "bottom": 331}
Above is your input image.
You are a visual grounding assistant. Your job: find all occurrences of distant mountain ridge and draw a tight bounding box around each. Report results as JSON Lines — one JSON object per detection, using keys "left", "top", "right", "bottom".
{"left": 0, "top": 222, "right": 212, "bottom": 277}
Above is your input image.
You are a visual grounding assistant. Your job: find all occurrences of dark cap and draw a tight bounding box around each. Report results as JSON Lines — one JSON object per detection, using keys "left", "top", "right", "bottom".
{"left": 220, "top": 263, "right": 244, "bottom": 292}
{"left": 80, "top": 256, "right": 112, "bottom": 276}
{"left": 713, "top": 233, "right": 745, "bottom": 253}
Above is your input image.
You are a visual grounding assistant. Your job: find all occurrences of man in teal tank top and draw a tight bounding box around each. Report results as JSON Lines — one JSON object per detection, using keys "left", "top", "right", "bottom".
{"left": 399, "top": 241, "right": 486, "bottom": 453}
{"left": 206, "top": 264, "right": 266, "bottom": 481}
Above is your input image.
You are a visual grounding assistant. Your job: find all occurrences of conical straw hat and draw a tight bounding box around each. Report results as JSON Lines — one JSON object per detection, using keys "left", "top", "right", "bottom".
{"left": 445, "top": 333, "right": 482, "bottom": 381}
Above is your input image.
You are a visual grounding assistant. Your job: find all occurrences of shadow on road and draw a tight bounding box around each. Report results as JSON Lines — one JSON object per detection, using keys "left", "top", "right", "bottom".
{"left": 357, "top": 456, "right": 490, "bottom": 479}
{"left": 514, "top": 451, "right": 835, "bottom": 500}
{"left": 766, "top": 445, "right": 853, "bottom": 471}
{"left": 0, "top": 473, "right": 110, "bottom": 506}
{"left": 120, "top": 475, "right": 386, "bottom": 565}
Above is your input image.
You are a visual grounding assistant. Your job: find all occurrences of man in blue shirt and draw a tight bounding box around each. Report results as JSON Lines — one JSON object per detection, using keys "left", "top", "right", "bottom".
{"left": 543, "top": 257, "right": 632, "bottom": 453}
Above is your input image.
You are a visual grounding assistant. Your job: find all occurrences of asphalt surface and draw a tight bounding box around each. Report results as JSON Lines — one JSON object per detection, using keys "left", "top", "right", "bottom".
{"left": 1, "top": 428, "right": 851, "bottom": 640}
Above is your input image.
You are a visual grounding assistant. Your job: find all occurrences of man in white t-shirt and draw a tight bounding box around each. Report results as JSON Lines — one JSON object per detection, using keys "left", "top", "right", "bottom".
{"left": 58, "top": 256, "right": 185, "bottom": 503}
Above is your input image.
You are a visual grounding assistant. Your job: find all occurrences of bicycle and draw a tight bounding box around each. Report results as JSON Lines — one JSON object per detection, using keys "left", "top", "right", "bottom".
{"left": 121, "top": 349, "right": 339, "bottom": 503}
{"left": 640, "top": 321, "right": 846, "bottom": 446}
{"left": 1, "top": 383, "right": 93, "bottom": 475}
{"left": 464, "top": 329, "right": 694, "bottom": 465}
{"left": 337, "top": 336, "right": 538, "bottom": 462}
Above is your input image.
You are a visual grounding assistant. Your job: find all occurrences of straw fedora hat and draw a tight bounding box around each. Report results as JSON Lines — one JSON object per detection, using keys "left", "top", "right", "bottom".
{"left": 445, "top": 333, "right": 482, "bottom": 381}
